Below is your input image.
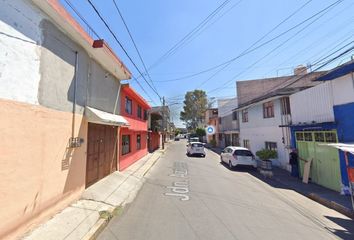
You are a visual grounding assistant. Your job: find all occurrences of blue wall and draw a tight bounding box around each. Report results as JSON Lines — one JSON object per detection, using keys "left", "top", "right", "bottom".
{"left": 334, "top": 102, "right": 354, "bottom": 187}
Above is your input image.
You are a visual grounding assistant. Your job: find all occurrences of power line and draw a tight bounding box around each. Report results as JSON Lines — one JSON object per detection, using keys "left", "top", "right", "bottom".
{"left": 206, "top": 0, "right": 344, "bottom": 95}
{"left": 144, "top": 0, "right": 233, "bottom": 74}
{"left": 86, "top": 0, "right": 162, "bottom": 102}
{"left": 196, "top": 0, "right": 314, "bottom": 88}
{"left": 111, "top": 0, "right": 158, "bottom": 93}
{"left": 144, "top": 0, "right": 340, "bottom": 84}
{"left": 63, "top": 0, "right": 100, "bottom": 39}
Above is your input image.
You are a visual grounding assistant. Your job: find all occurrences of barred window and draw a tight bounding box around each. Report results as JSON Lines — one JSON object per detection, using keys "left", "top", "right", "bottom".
{"left": 263, "top": 101, "right": 274, "bottom": 118}
{"left": 242, "top": 109, "right": 248, "bottom": 122}
{"left": 122, "top": 135, "right": 131, "bottom": 155}
{"left": 137, "top": 134, "right": 141, "bottom": 150}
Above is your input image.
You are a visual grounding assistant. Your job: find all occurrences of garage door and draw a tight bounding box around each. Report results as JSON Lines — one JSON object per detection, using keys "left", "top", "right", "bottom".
{"left": 295, "top": 130, "right": 341, "bottom": 192}
{"left": 86, "top": 123, "right": 117, "bottom": 187}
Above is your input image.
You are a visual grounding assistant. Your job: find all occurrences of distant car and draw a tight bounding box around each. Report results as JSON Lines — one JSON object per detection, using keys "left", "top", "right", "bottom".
{"left": 174, "top": 137, "right": 180, "bottom": 141}
{"left": 189, "top": 137, "right": 199, "bottom": 143}
{"left": 187, "top": 142, "right": 206, "bottom": 157}
{"left": 220, "top": 146, "right": 256, "bottom": 169}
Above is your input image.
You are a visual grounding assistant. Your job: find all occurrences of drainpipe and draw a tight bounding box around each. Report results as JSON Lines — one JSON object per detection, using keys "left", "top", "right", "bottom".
{"left": 72, "top": 51, "right": 79, "bottom": 139}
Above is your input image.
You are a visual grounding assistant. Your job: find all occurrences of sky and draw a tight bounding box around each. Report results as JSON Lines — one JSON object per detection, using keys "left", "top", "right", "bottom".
{"left": 60, "top": 0, "right": 354, "bottom": 127}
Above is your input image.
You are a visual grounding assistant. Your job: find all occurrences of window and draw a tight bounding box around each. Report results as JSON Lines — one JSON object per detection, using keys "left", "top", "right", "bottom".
{"left": 265, "top": 142, "right": 277, "bottom": 151}
{"left": 314, "top": 132, "right": 325, "bottom": 142}
{"left": 325, "top": 132, "right": 337, "bottom": 143}
{"left": 242, "top": 109, "right": 248, "bottom": 122}
{"left": 122, "top": 135, "right": 131, "bottom": 155}
{"left": 144, "top": 110, "right": 148, "bottom": 120}
{"left": 243, "top": 139, "right": 250, "bottom": 149}
{"left": 232, "top": 111, "right": 238, "bottom": 120}
{"left": 304, "top": 132, "right": 313, "bottom": 141}
{"left": 281, "top": 97, "right": 291, "bottom": 115}
{"left": 125, "top": 97, "right": 132, "bottom": 115}
{"left": 137, "top": 105, "right": 142, "bottom": 119}
{"left": 218, "top": 133, "right": 223, "bottom": 141}
{"left": 263, "top": 101, "right": 274, "bottom": 118}
{"left": 137, "top": 134, "right": 141, "bottom": 150}
{"left": 234, "top": 150, "right": 253, "bottom": 157}
{"left": 296, "top": 132, "right": 304, "bottom": 141}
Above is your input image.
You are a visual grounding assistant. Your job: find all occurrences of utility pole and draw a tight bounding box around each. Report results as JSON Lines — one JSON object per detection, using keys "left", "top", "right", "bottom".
{"left": 162, "top": 96, "right": 165, "bottom": 150}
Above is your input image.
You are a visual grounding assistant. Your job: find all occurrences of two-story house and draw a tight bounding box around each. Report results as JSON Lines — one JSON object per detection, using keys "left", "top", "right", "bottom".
{"left": 119, "top": 84, "right": 151, "bottom": 171}
{"left": 289, "top": 60, "right": 354, "bottom": 193}
{"left": 0, "top": 0, "right": 141, "bottom": 238}
{"left": 237, "top": 66, "right": 325, "bottom": 168}
{"left": 204, "top": 108, "right": 219, "bottom": 145}
{"left": 217, "top": 98, "right": 239, "bottom": 148}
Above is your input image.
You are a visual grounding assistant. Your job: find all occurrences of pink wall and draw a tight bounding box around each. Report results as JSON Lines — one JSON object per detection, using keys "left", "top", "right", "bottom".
{"left": 119, "top": 129, "right": 148, "bottom": 171}
{"left": 119, "top": 86, "right": 150, "bottom": 171}
{"left": 0, "top": 99, "right": 87, "bottom": 239}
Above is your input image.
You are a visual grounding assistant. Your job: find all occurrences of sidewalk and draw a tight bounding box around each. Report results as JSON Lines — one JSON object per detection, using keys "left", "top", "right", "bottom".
{"left": 205, "top": 145, "right": 354, "bottom": 219}
{"left": 22, "top": 146, "right": 168, "bottom": 240}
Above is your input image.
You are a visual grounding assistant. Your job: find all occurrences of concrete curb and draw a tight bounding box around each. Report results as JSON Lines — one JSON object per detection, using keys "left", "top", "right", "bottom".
{"left": 82, "top": 218, "right": 108, "bottom": 240}
{"left": 272, "top": 175, "right": 354, "bottom": 220}
{"left": 308, "top": 193, "right": 354, "bottom": 219}
{"left": 81, "top": 151, "right": 162, "bottom": 240}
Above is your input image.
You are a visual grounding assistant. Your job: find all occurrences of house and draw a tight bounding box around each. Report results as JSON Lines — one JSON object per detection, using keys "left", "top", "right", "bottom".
{"left": 217, "top": 98, "right": 239, "bottom": 148}
{"left": 119, "top": 84, "right": 151, "bottom": 171}
{"left": 0, "top": 0, "right": 148, "bottom": 238}
{"left": 148, "top": 108, "right": 163, "bottom": 152}
{"left": 236, "top": 66, "right": 325, "bottom": 168}
{"left": 289, "top": 60, "right": 354, "bottom": 193}
{"left": 204, "top": 108, "right": 219, "bottom": 145}
{"left": 149, "top": 105, "right": 173, "bottom": 144}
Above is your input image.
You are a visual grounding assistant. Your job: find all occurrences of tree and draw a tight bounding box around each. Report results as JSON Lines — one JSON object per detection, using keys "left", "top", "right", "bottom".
{"left": 180, "top": 90, "right": 208, "bottom": 130}
{"left": 195, "top": 128, "right": 206, "bottom": 138}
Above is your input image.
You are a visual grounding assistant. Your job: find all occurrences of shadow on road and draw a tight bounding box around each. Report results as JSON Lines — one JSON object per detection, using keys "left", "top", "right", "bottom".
{"left": 324, "top": 216, "right": 354, "bottom": 240}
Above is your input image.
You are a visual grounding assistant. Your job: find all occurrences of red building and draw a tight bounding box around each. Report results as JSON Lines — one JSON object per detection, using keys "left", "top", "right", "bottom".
{"left": 119, "top": 84, "right": 151, "bottom": 171}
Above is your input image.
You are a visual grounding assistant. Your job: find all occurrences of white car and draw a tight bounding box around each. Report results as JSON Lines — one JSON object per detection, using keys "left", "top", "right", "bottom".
{"left": 187, "top": 142, "right": 206, "bottom": 157}
{"left": 220, "top": 146, "right": 257, "bottom": 169}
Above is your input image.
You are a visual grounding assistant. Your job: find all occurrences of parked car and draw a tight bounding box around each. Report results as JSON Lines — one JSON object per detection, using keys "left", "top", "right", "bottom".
{"left": 188, "top": 137, "right": 199, "bottom": 143}
{"left": 187, "top": 142, "right": 206, "bottom": 157}
{"left": 220, "top": 146, "right": 256, "bottom": 169}
{"left": 174, "top": 137, "right": 180, "bottom": 141}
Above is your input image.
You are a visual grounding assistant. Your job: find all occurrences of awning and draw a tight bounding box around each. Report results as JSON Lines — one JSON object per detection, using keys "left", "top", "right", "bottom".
{"left": 85, "top": 106, "right": 129, "bottom": 126}
{"left": 323, "top": 143, "right": 354, "bottom": 155}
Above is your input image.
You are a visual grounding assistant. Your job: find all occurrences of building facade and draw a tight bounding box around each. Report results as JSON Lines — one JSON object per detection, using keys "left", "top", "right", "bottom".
{"left": 204, "top": 108, "right": 219, "bottom": 145}
{"left": 289, "top": 61, "right": 354, "bottom": 193}
{"left": 119, "top": 85, "right": 151, "bottom": 171}
{"left": 236, "top": 66, "right": 324, "bottom": 168}
{"left": 217, "top": 98, "right": 239, "bottom": 148}
{"left": 0, "top": 0, "right": 144, "bottom": 238}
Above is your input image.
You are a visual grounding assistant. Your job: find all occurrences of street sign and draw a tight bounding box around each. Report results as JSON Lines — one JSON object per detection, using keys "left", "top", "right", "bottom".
{"left": 206, "top": 125, "right": 215, "bottom": 135}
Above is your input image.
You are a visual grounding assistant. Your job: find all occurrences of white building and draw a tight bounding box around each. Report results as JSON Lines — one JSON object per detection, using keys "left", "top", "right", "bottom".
{"left": 217, "top": 98, "right": 239, "bottom": 148}
{"left": 236, "top": 66, "right": 324, "bottom": 169}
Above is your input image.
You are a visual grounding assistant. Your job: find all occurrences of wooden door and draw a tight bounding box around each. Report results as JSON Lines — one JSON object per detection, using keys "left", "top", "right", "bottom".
{"left": 86, "top": 123, "right": 117, "bottom": 188}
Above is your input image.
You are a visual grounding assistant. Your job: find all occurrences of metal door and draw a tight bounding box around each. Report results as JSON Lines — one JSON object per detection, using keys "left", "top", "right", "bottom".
{"left": 295, "top": 131, "right": 341, "bottom": 192}
{"left": 86, "top": 123, "right": 117, "bottom": 188}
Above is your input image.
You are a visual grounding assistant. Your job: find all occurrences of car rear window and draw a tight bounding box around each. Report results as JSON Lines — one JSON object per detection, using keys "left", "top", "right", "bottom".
{"left": 192, "top": 143, "right": 204, "bottom": 147}
{"left": 234, "top": 150, "right": 253, "bottom": 156}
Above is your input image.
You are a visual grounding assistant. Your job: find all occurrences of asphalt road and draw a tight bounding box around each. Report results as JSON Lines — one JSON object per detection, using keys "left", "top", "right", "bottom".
{"left": 98, "top": 140, "right": 353, "bottom": 240}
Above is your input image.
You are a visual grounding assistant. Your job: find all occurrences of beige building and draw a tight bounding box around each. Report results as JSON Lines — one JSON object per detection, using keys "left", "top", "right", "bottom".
{"left": 0, "top": 0, "right": 134, "bottom": 238}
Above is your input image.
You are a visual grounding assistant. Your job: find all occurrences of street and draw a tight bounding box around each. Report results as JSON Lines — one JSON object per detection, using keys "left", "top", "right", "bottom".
{"left": 98, "top": 140, "right": 354, "bottom": 240}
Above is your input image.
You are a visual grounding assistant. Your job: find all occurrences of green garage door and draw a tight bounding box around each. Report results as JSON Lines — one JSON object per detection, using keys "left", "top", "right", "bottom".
{"left": 295, "top": 131, "right": 341, "bottom": 192}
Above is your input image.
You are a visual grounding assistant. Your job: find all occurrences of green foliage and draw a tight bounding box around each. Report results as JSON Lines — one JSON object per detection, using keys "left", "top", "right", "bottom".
{"left": 195, "top": 128, "right": 206, "bottom": 137}
{"left": 180, "top": 90, "right": 208, "bottom": 130}
{"left": 175, "top": 129, "right": 181, "bottom": 137}
{"left": 256, "top": 149, "right": 278, "bottom": 160}
{"left": 210, "top": 139, "right": 217, "bottom": 147}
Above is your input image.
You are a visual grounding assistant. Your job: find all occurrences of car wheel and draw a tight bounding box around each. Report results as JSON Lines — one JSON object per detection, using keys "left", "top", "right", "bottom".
{"left": 229, "top": 161, "right": 233, "bottom": 169}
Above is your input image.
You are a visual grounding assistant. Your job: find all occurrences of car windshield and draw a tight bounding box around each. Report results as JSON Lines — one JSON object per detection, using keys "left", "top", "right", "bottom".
{"left": 192, "top": 143, "right": 203, "bottom": 147}
{"left": 234, "top": 150, "right": 253, "bottom": 156}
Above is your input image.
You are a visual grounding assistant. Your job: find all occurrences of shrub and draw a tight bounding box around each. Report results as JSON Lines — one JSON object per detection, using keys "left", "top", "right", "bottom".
{"left": 256, "top": 149, "right": 278, "bottom": 161}
{"left": 210, "top": 139, "right": 217, "bottom": 147}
